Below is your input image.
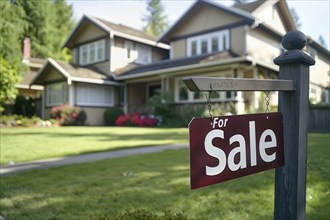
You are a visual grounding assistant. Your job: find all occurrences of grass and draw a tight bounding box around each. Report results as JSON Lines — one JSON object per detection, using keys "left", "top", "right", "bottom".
{"left": 0, "top": 133, "right": 329, "bottom": 219}
{"left": 0, "top": 126, "right": 188, "bottom": 165}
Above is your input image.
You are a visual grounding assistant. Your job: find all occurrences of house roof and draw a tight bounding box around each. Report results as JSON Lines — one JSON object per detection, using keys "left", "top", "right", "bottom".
{"left": 31, "top": 58, "right": 122, "bottom": 86}
{"left": 63, "top": 15, "right": 169, "bottom": 49}
{"left": 158, "top": 0, "right": 295, "bottom": 44}
{"left": 15, "top": 58, "right": 46, "bottom": 90}
{"left": 116, "top": 50, "right": 278, "bottom": 80}
{"left": 233, "top": 0, "right": 265, "bottom": 13}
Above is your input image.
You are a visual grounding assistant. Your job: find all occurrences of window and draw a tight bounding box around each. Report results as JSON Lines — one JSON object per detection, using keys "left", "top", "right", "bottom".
{"left": 211, "top": 36, "right": 219, "bottom": 52}
{"left": 124, "top": 40, "right": 151, "bottom": 64}
{"left": 79, "top": 39, "right": 106, "bottom": 65}
{"left": 191, "top": 40, "right": 197, "bottom": 56}
{"left": 187, "top": 30, "right": 230, "bottom": 56}
{"left": 136, "top": 43, "right": 151, "bottom": 64}
{"left": 46, "top": 82, "right": 67, "bottom": 106}
{"left": 201, "top": 38, "right": 208, "bottom": 54}
{"left": 175, "top": 76, "right": 236, "bottom": 103}
{"left": 76, "top": 83, "right": 114, "bottom": 107}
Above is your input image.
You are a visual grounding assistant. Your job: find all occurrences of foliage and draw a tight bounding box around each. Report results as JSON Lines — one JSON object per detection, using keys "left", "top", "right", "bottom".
{"left": 143, "top": 0, "right": 169, "bottom": 36}
{"left": 0, "top": 115, "right": 53, "bottom": 127}
{"left": 317, "top": 35, "right": 327, "bottom": 48}
{"left": 147, "top": 90, "right": 175, "bottom": 124}
{"left": 104, "top": 107, "right": 124, "bottom": 126}
{"left": 0, "top": 57, "right": 21, "bottom": 106}
{"left": 115, "top": 113, "right": 158, "bottom": 127}
{"left": 50, "top": 104, "right": 87, "bottom": 126}
{"left": 13, "top": 95, "right": 35, "bottom": 117}
{"left": 17, "top": 0, "right": 74, "bottom": 60}
{"left": 290, "top": 7, "right": 301, "bottom": 30}
{"left": 0, "top": 134, "right": 328, "bottom": 219}
{"left": 0, "top": 1, "right": 27, "bottom": 62}
{"left": 0, "top": 0, "right": 73, "bottom": 106}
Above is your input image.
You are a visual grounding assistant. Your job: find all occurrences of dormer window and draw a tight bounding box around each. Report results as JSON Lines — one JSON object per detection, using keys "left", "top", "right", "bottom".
{"left": 124, "top": 40, "right": 152, "bottom": 64}
{"left": 79, "top": 39, "right": 106, "bottom": 65}
{"left": 187, "top": 30, "right": 230, "bottom": 56}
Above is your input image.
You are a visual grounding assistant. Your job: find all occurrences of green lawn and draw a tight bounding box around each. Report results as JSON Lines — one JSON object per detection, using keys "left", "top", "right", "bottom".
{"left": 0, "top": 126, "right": 188, "bottom": 165}
{"left": 0, "top": 133, "right": 329, "bottom": 219}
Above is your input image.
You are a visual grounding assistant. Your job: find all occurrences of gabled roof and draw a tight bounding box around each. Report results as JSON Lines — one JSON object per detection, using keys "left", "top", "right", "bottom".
{"left": 159, "top": 0, "right": 255, "bottom": 44}
{"left": 233, "top": 0, "right": 265, "bottom": 13}
{"left": 31, "top": 58, "right": 122, "bottom": 86}
{"left": 63, "top": 15, "right": 169, "bottom": 49}
{"left": 159, "top": 0, "right": 296, "bottom": 44}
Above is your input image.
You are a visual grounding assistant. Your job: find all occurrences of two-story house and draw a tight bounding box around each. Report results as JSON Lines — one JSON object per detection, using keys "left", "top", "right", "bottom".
{"left": 31, "top": 0, "right": 330, "bottom": 125}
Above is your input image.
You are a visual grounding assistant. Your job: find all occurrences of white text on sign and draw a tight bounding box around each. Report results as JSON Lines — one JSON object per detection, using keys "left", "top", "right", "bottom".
{"left": 205, "top": 119, "right": 278, "bottom": 176}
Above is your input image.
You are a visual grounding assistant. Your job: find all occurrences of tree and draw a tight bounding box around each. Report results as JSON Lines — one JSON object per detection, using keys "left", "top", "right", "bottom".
{"left": 290, "top": 7, "right": 301, "bottom": 30}
{"left": 18, "top": 0, "right": 74, "bottom": 60}
{"left": 143, "top": 0, "right": 169, "bottom": 37}
{"left": 317, "top": 35, "right": 327, "bottom": 48}
{"left": 0, "top": 1, "right": 26, "bottom": 107}
{"left": 0, "top": 0, "right": 73, "bottom": 108}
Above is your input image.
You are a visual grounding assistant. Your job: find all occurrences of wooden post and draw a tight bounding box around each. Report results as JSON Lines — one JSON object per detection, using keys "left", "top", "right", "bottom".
{"left": 273, "top": 31, "right": 315, "bottom": 220}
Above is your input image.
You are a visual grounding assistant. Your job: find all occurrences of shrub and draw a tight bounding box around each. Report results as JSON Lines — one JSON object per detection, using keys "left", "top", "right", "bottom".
{"left": 50, "top": 104, "right": 87, "bottom": 126}
{"left": 0, "top": 115, "right": 54, "bottom": 127}
{"left": 147, "top": 90, "right": 175, "bottom": 124}
{"left": 104, "top": 107, "right": 124, "bottom": 125}
{"left": 115, "top": 113, "right": 158, "bottom": 127}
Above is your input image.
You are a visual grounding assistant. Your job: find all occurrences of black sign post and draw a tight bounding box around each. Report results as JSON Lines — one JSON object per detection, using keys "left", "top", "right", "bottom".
{"left": 273, "top": 31, "right": 315, "bottom": 220}
{"left": 183, "top": 31, "right": 315, "bottom": 220}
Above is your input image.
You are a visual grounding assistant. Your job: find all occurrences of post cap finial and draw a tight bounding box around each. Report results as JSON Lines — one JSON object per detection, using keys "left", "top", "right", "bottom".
{"left": 282, "top": 30, "right": 307, "bottom": 50}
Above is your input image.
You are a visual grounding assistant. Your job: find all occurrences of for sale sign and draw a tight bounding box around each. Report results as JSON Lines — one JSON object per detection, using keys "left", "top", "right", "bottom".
{"left": 189, "top": 112, "right": 284, "bottom": 189}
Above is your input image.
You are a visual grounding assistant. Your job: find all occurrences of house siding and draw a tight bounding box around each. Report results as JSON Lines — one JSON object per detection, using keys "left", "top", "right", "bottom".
{"left": 230, "top": 26, "right": 246, "bottom": 55}
{"left": 170, "top": 39, "right": 186, "bottom": 59}
{"left": 246, "top": 29, "right": 281, "bottom": 64}
{"left": 70, "top": 21, "right": 108, "bottom": 46}
{"left": 170, "top": 4, "right": 243, "bottom": 39}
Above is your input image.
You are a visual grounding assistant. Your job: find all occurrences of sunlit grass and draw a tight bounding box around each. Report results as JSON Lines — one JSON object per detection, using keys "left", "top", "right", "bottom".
{"left": 0, "top": 126, "right": 188, "bottom": 165}
{"left": 0, "top": 133, "right": 328, "bottom": 219}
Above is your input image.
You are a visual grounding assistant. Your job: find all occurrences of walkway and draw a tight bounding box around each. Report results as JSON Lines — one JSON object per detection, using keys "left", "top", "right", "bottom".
{"left": 0, "top": 144, "right": 188, "bottom": 176}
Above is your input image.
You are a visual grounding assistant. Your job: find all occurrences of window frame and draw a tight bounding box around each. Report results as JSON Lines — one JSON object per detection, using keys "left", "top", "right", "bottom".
{"left": 79, "top": 39, "right": 106, "bottom": 66}
{"left": 46, "top": 82, "right": 68, "bottom": 107}
{"left": 76, "top": 83, "right": 114, "bottom": 107}
{"left": 187, "top": 30, "right": 230, "bottom": 57}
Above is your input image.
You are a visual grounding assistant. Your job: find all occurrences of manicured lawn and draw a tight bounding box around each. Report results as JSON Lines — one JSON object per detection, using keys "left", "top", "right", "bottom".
{"left": 0, "top": 126, "right": 188, "bottom": 165}
{"left": 0, "top": 133, "right": 329, "bottom": 219}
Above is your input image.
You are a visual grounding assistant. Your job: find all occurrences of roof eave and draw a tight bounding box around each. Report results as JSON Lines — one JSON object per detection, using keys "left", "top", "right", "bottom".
{"left": 116, "top": 56, "right": 278, "bottom": 80}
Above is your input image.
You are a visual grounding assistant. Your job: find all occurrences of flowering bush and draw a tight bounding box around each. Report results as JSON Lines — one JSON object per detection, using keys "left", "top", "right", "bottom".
{"left": 115, "top": 113, "right": 158, "bottom": 127}
{"left": 50, "top": 104, "right": 86, "bottom": 126}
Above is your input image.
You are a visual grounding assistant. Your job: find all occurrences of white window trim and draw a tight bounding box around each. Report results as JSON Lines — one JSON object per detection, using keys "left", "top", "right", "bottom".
{"left": 76, "top": 83, "right": 114, "bottom": 107}
{"left": 46, "top": 82, "right": 67, "bottom": 106}
{"left": 79, "top": 39, "right": 106, "bottom": 65}
{"left": 187, "top": 30, "right": 230, "bottom": 57}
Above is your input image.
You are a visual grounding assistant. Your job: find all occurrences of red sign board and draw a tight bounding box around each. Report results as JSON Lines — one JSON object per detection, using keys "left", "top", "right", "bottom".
{"left": 189, "top": 112, "right": 284, "bottom": 189}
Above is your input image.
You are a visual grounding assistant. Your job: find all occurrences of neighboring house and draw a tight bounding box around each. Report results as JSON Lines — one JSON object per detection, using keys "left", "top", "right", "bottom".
{"left": 31, "top": 0, "right": 330, "bottom": 125}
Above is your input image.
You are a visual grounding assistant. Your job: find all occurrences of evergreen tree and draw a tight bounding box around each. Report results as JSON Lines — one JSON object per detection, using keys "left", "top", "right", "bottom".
{"left": 143, "top": 0, "right": 169, "bottom": 37}
{"left": 18, "top": 0, "right": 74, "bottom": 60}
{"left": 290, "top": 7, "right": 301, "bottom": 30}
{"left": 317, "top": 35, "right": 327, "bottom": 48}
{"left": 0, "top": 1, "right": 26, "bottom": 107}
{"left": 0, "top": 0, "right": 73, "bottom": 108}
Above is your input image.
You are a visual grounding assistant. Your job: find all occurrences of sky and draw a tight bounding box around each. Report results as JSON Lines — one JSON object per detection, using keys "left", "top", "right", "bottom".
{"left": 66, "top": 0, "right": 330, "bottom": 50}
